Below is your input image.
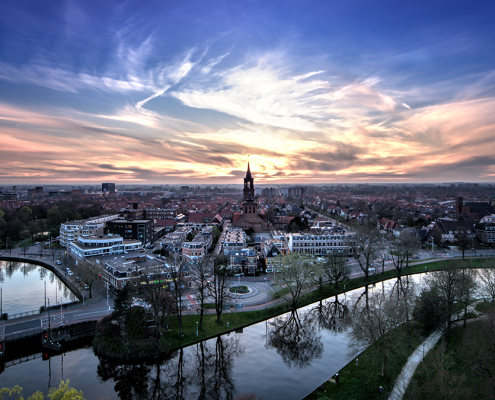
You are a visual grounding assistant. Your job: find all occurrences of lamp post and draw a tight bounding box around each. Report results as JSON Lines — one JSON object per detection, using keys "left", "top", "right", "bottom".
{"left": 196, "top": 321, "right": 198, "bottom": 337}
{"left": 106, "top": 282, "right": 109, "bottom": 314}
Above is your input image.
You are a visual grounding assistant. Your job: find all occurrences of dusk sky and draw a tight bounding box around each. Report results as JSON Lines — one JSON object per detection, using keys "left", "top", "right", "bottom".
{"left": 1, "top": 1, "right": 495, "bottom": 185}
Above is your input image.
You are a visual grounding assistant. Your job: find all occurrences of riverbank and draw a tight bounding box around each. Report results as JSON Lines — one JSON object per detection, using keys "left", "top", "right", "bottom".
{"left": 162, "top": 257, "right": 493, "bottom": 352}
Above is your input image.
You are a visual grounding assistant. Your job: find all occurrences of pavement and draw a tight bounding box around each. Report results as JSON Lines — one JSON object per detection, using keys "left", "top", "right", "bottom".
{"left": 387, "top": 330, "right": 443, "bottom": 400}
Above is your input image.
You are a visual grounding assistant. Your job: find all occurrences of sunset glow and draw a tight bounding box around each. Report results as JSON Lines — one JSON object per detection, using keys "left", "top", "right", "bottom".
{"left": 1, "top": 1, "right": 494, "bottom": 184}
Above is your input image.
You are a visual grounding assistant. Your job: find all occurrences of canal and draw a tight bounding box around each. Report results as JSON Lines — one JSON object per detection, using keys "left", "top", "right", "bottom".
{"left": 0, "top": 261, "right": 77, "bottom": 316}
{"left": 0, "top": 266, "right": 425, "bottom": 399}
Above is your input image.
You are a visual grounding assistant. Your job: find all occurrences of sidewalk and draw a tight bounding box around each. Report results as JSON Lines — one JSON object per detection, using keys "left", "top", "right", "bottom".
{"left": 388, "top": 331, "right": 442, "bottom": 400}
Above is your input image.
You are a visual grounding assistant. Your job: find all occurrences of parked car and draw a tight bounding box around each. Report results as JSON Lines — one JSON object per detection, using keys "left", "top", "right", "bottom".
{"left": 56, "top": 260, "right": 62, "bottom": 265}
{"left": 67, "top": 271, "right": 74, "bottom": 276}
{"left": 75, "top": 277, "right": 81, "bottom": 282}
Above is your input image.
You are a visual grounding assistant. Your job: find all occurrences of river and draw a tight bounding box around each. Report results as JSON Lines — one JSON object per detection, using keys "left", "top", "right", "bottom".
{"left": 0, "top": 260, "right": 77, "bottom": 316}
{"left": 0, "top": 269, "right": 426, "bottom": 399}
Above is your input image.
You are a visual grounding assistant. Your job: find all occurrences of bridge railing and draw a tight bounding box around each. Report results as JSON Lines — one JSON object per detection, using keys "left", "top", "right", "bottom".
{"left": 6, "top": 310, "right": 40, "bottom": 320}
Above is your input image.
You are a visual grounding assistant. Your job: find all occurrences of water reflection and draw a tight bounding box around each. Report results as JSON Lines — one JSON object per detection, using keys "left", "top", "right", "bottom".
{"left": 307, "top": 295, "right": 351, "bottom": 333}
{"left": 97, "top": 335, "right": 244, "bottom": 400}
{"left": 266, "top": 309, "right": 323, "bottom": 369}
{"left": 0, "top": 261, "right": 76, "bottom": 314}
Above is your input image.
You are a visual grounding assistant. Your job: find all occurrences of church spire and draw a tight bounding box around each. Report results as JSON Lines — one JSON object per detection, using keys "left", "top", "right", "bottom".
{"left": 245, "top": 157, "right": 252, "bottom": 180}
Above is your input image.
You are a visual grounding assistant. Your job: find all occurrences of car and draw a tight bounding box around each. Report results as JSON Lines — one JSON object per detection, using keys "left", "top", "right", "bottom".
{"left": 67, "top": 271, "right": 74, "bottom": 276}
{"left": 56, "top": 260, "right": 62, "bottom": 265}
{"left": 75, "top": 277, "right": 81, "bottom": 282}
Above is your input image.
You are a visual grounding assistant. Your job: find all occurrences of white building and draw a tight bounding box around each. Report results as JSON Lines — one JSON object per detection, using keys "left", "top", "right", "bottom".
{"left": 67, "top": 234, "right": 143, "bottom": 260}
{"left": 60, "top": 215, "right": 119, "bottom": 247}
{"left": 287, "top": 232, "right": 354, "bottom": 256}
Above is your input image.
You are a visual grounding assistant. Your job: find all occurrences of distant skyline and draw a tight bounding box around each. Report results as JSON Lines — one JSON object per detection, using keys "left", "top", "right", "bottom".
{"left": 1, "top": 1, "right": 495, "bottom": 185}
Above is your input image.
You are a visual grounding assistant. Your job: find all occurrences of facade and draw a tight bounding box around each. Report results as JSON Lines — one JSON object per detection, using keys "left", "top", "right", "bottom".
{"left": 229, "top": 248, "right": 257, "bottom": 274}
{"left": 222, "top": 228, "right": 247, "bottom": 255}
{"left": 261, "top": 238, "right": 289, "bottom": 273}
{"left": 67, "top": 234, "right": 142, "bottom": 260}
{"left": 287, "top": 232, "right": 354, "bottom": 255}
{"left": 59, "top": 215, "right": 119, "bottom": 247}
{"left": 106, "top": 219, "right": 154, "bottom": 245}
{"left": 102, "top": 182, "right": 116, "bottom": 193}
{"left": 431, "top": 218, "right": 474, "bottom": 243}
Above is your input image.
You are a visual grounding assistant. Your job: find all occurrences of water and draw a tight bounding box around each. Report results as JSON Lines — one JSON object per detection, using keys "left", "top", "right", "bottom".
{"left": 0, "top": 261, "right": 77, "bottom": 316}
{"left": 0, "top": 274, "right": 422, "bottom": 399}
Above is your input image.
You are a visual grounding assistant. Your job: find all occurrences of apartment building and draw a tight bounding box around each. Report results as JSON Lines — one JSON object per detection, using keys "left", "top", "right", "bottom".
{"left": 67, "top": 234, "right": 143, "bottom": 260}
{"left": 59, "top": 214, "right": 119, "bottom": 247}
{"left": 287, "top": 232, "right": 354, "bottom": 255}
{"left": 222, "top": 228, "right": 246, "bottom": 255}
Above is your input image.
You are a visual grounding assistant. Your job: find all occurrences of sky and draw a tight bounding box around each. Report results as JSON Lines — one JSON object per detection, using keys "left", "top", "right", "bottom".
{"left": 1, "top": 0, "right": 495, "bottom": 185}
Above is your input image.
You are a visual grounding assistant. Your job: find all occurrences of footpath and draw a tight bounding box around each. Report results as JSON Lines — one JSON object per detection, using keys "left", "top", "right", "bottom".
{"left": 387, "top": 331, "right": 442, "bottom": 400}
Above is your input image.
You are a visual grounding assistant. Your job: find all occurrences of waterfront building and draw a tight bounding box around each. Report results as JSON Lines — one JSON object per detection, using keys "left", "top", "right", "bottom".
{"left": 60, "top": 215, "right": 119, "bottom": 247}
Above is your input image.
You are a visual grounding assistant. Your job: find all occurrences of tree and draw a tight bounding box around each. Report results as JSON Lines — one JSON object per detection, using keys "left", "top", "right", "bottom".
{"left": 348, "top": 290, "right": 408, "bottom": 377}
{"left": 140, "top": 264, "right": 176, "bottom": 331}
{"left": 278, "top": 253, "right": 313, "bottom": 308}
{"left": 164, "top": 259, "right": 189, "bottom": 335}
{"left": 389, "top": 235, "right": 416, "bottom": 274}
{"left": 353, "top": 225, "right": 380, "bottom": 280}
{"left": 0, "top": 380, "right": 86, "bottom": 400}
{"left": 413, "top": 286, "right": 447, "bottom": 335}
{"left": 208, "top": 255, "right": 233, "bottom": 323}
{"left": 189, "top": 256, "right": 213, "bottom": 330}
{"left": 77, "top": 260, "right": 100, "bottom": 299}
{"left": 422, "top": 262, "right": 466, "bottom": 345}
{"left": 310, "top": 261, "right": 328, "bottom": 294}
{"left": 456, "top": 228, "right": 471, "bottom": 260}
{"left": 478, "top": 266, "right": 495, "bottom": 305}
{"left": 113, "top": 283, "right": 132, "bottom": 320}
{"left": 323, "top": 253, "right": 350, "bottom": 289}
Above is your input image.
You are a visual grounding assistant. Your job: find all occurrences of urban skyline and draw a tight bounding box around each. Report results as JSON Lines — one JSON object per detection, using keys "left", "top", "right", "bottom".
{"left": 1, "top": 1, "right": 495, "bottom": 185}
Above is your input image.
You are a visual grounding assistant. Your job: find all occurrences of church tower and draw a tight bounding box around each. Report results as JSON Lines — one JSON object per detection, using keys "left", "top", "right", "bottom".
{"left": 242, "top": 162, "right": 257, "bottom": 215}
{"left": 243, "top": 162, "right": 255, "bottom": 201}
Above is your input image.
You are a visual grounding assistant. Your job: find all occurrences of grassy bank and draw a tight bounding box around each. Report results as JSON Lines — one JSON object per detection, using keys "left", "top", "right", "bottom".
{"left": 303, "top": 324, "right": 427, "bottom": 400}
{"left": 164, "top": 258, "right": 493, "bottom": 351}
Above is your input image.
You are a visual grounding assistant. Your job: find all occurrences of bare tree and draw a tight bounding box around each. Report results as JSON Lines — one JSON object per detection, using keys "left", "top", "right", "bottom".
{"left": 189, "top": 256, "right": 213, "bottom": 330}
{"left": 323, "top": 253, "right": 350, "bottom": 289}
{"left": 165, "top": 259, "right": 188, "bottom": 336}
{"left": 353, "top": 225, "right": 380, "bottom": 280}
{"left": 310, "top": 261, "right": 328, "bottom": 294}
{"left": 389, "top": 235, "right": 417, "bottom": 274}
{"left": 208, "top": 256, "right": 233, "bottom": 323}
{"left": 478, "top": 266, "right": 495, "bottom": 305}
{"left": 424, "top": 261, "right": 465, "bottom": 345}
{"left": 77, "top": 259, "right": 100, "bottom": 299}
{"left": 348, "top": 290, "right": 408, "bottom": 377}
{"left": 278, "top": 253, "right": 313, "bottom": 308}
{"left": 140, "top": 263, "right": 176, "bottom": 331}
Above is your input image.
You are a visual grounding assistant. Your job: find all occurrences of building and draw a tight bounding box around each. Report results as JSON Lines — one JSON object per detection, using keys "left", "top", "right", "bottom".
{"left": 431, "top": 218, "right": 474, "bottom": 244}
{"left": 102, "top": 183, "right": 116, "bottom": 193}
{"left": 232, "top": 163, "right": 268, "bottom": 232}
{"left": 106, "top": 219, "right": 154, "bottom": 245}
{"left": 287, "top": 187, "right": 306, "bottom": 197}
{"left": 287, "top": 232, "right": 354, "bottom": 255}
{"left": 229, "top": 248, "right": 257, "bottom": 274}
{"left": 260, "top": 237, "right": 290, "bottom": 273}
{"left": 59, "top": 215, "right": 119, "bottom": 247}
{"left": 222, "top": 228, "right": 247, "bottom": 255}
{"left": 67, "top": 234, "right": 143, "bottom": 261}
{"left": 456, "top": 197, "right": 495, "bottom": 221}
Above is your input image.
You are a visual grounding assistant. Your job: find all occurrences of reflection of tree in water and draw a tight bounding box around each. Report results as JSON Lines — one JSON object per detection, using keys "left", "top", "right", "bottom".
{"left": 96, "top": 335, "right": 244, "bottom": 400}
{"left": 308, "top": 295, "right": 351, "bottom": 333}
{"left": 193, "top": 335, "right": 243, "bottom": 400}
{"left": 97, "top": 358, "right": 152, "bottom": 400}
{"left": 266, "top": 309, "right": 323, "bottom": 369}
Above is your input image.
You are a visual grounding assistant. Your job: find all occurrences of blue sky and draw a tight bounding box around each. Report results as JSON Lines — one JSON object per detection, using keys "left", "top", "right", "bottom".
{"left": 1, "top": 0, "right": 495, "bottom": 184}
